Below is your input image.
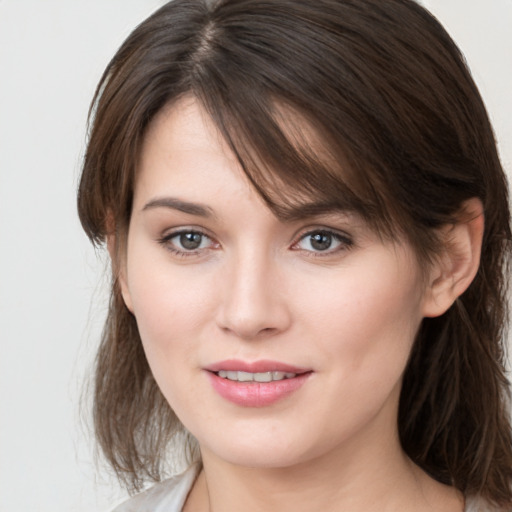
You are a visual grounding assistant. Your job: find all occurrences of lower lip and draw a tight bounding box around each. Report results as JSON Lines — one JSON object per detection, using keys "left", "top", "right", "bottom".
{"left": 206, "top": 372, "right": 311, "bottom": 407}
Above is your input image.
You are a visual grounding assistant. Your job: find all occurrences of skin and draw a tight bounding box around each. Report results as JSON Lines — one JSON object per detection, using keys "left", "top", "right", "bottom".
{"left": 117, "top": 96, "right": 482, "bottom": 511}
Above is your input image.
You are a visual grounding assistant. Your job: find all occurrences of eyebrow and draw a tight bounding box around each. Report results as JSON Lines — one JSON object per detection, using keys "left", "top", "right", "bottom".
{"left": 142, "top": 197, "right": 215, "bottom": 218}
{"left": 142, "top": 196, "right": 358, "bottom": 223}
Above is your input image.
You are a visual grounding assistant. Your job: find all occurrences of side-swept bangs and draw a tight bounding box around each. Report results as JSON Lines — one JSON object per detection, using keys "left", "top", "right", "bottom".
{"left": 78, "top": 0, "right": 512, "bottom": 501}
{"left": 80, "top": 0, "right": 502, "bottom": 260}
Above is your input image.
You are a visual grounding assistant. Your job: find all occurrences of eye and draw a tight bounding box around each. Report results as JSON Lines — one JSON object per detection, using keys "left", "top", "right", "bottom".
{"left": 293, "top": 229, "right": 352, "bottom": 254}
{"left": 159, "top": 229, "right": 216, "bottom": 255}
{"left": 175, "top": 232, "right": 208, "bottom": 250}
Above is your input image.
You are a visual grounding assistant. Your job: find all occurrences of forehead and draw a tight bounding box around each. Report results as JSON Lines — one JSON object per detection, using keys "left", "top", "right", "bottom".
{"left": 135, "top": 93, "right": 407, "bottom": 245}
{"left": 139, "top": 95, "right": 363, "bottom": 216}
{"left": 141, "top": 96, "right": 226, "bottom": 164}
{"left": 136, "top": 96, "right": 250, "bottom": 201}
{"left": 136, "top": 99, "right": 353, "bottom": 239}
{"left": 141, "top": 95, "right": 333, "bottom": 170}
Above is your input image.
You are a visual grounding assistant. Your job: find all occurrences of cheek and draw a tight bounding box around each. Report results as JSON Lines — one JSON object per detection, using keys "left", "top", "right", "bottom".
{"left": 130, "top": 275, "right": 211, "bottom": 344}
{"left": 125, "top": 249, "right": 217, "bottom": 366}
{"left": 295, "top": 258, "right": 424, "bottom": 375}
{"left": 126, "top": 269, "right": 214, "bottom": 411}
{"left": 284, "top": 261, "right": 425, "bottom": 446}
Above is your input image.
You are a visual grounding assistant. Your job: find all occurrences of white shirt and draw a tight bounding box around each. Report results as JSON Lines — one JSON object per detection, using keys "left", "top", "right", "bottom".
{"left": 111, "top": 464, "right": 495, "bottom": 512}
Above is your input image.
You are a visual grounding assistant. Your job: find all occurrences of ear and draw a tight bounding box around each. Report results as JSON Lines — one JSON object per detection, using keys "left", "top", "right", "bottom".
{"left": 422, "top": 198, "right": 484, "bottom": 318}
{"left": 106, "top": 228, "right": 134, "bottom": 313}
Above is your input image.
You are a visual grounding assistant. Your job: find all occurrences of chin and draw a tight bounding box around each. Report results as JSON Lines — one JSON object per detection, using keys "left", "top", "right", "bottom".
{"left": 197, "top": 426, "right": 326, "bottom": 470}
{"left": 209, "top": 446, "right": 304, "bottom": 469}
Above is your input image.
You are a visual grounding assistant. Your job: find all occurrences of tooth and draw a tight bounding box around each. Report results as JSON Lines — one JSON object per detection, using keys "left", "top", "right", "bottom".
{"left": 217, "top": 370, "right": 299, "bottom": 382}
{"left": 254, "top": 372, "right": 272, "bottom": 382}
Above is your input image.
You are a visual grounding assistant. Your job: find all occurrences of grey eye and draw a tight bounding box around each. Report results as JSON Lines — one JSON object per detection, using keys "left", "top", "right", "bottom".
{"left": 294, "top": 229, "right": 352, "bottom": 254}
{"left": 179, "top": 232, "right": 204, "bottom": 250}
{"left": 161, "top": 230, "right": 213, "bottom": 253}
{"left": 309, "top": 232, "right": 334, "bottom": 251}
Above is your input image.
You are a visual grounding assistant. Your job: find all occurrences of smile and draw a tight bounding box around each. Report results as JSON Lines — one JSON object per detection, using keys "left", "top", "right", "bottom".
{"left": 216, "top": 370, "right": 297, "bottom": 382}
{"left": 205, "top": 361, "right": 312, "bottom": 407}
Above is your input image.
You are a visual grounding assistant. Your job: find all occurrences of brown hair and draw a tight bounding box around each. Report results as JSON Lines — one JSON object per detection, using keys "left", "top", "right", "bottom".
{"left": 78, "top": 0, "right": 512, "bottom": 506}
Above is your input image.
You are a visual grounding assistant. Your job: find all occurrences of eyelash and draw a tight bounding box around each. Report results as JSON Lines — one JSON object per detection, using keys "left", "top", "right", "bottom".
{"left": 157, "top": 228, "right": 354, "bottom": 258}
{"left": 291, "top": 228, "right": 354, "bottom": 257}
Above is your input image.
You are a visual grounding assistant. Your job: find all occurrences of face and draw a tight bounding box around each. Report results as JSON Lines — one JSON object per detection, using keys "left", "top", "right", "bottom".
{"left": 120, "top": 96, "right": 435, "bottom": 469}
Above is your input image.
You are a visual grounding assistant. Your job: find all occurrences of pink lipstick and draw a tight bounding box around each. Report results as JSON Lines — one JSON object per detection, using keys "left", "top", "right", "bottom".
{"left": 204, "top": 360, "right": 312, "bottom": 407}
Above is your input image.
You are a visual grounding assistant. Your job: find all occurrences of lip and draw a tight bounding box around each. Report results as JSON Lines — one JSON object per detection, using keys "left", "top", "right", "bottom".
{"left": 204, "top": 359, "right": 310, "bottom": 374}
{"left": 204, "top": 359, "right": 312, "bottom": 407}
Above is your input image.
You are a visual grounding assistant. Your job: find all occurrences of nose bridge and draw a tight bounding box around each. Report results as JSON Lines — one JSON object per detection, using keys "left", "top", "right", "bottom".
{"left": 217, "top": 243, "right": 290, "bottom": 339}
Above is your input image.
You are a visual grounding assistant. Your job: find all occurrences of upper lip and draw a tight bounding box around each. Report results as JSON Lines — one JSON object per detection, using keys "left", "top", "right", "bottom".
{"left": 204, "top": 359, "right": 310, "bottom": 374}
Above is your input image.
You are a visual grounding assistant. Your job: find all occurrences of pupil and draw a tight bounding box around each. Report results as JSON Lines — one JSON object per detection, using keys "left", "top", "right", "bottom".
{"left": 310, "top": 233, "right": 332, "bottom": 251}
{"left": 180, "top": 232, "right": 202, "bottom": 250}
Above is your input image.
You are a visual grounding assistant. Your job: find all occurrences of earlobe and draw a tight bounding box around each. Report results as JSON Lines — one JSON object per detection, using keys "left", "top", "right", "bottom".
{"left": 106, "top": 232, "right": 134, "bottom": 313}
{"left": 422, "top": 198, "right": 484, "bottom": 318}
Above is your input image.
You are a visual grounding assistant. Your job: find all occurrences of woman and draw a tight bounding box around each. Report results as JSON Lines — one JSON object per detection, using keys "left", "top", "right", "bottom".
{"left": 78, "top": 0, "right": 512, "bottom": 510}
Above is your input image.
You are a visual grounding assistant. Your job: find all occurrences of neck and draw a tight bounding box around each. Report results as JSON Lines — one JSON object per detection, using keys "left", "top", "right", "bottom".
{"left": 200, "top": 443, "right": 415, "bottom": 512}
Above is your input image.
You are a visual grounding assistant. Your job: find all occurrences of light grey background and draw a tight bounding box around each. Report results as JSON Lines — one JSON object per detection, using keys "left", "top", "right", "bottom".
{"left": 0, "top": 1, "right": 510, "bottom": 511}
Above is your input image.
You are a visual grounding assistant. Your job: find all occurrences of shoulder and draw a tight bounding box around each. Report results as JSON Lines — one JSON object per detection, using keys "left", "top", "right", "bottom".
{"left": 111, "top": 464, "right": 200, "bottom": 512}
{"left": 465, "top": 495, "right": 509, "bottom": 512}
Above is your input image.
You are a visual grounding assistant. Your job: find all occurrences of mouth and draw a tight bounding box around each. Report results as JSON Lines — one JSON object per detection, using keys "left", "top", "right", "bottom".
{"left": 204, "top": 360, "right": 312, "bottom": 407}
{"left": 215, "top": 370, "right": 298, "bottom": 382}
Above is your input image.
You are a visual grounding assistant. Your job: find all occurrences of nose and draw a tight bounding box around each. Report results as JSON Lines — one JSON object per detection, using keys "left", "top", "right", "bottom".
{"left": 216, "top": 249, "right": 292, "bottom": 340}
